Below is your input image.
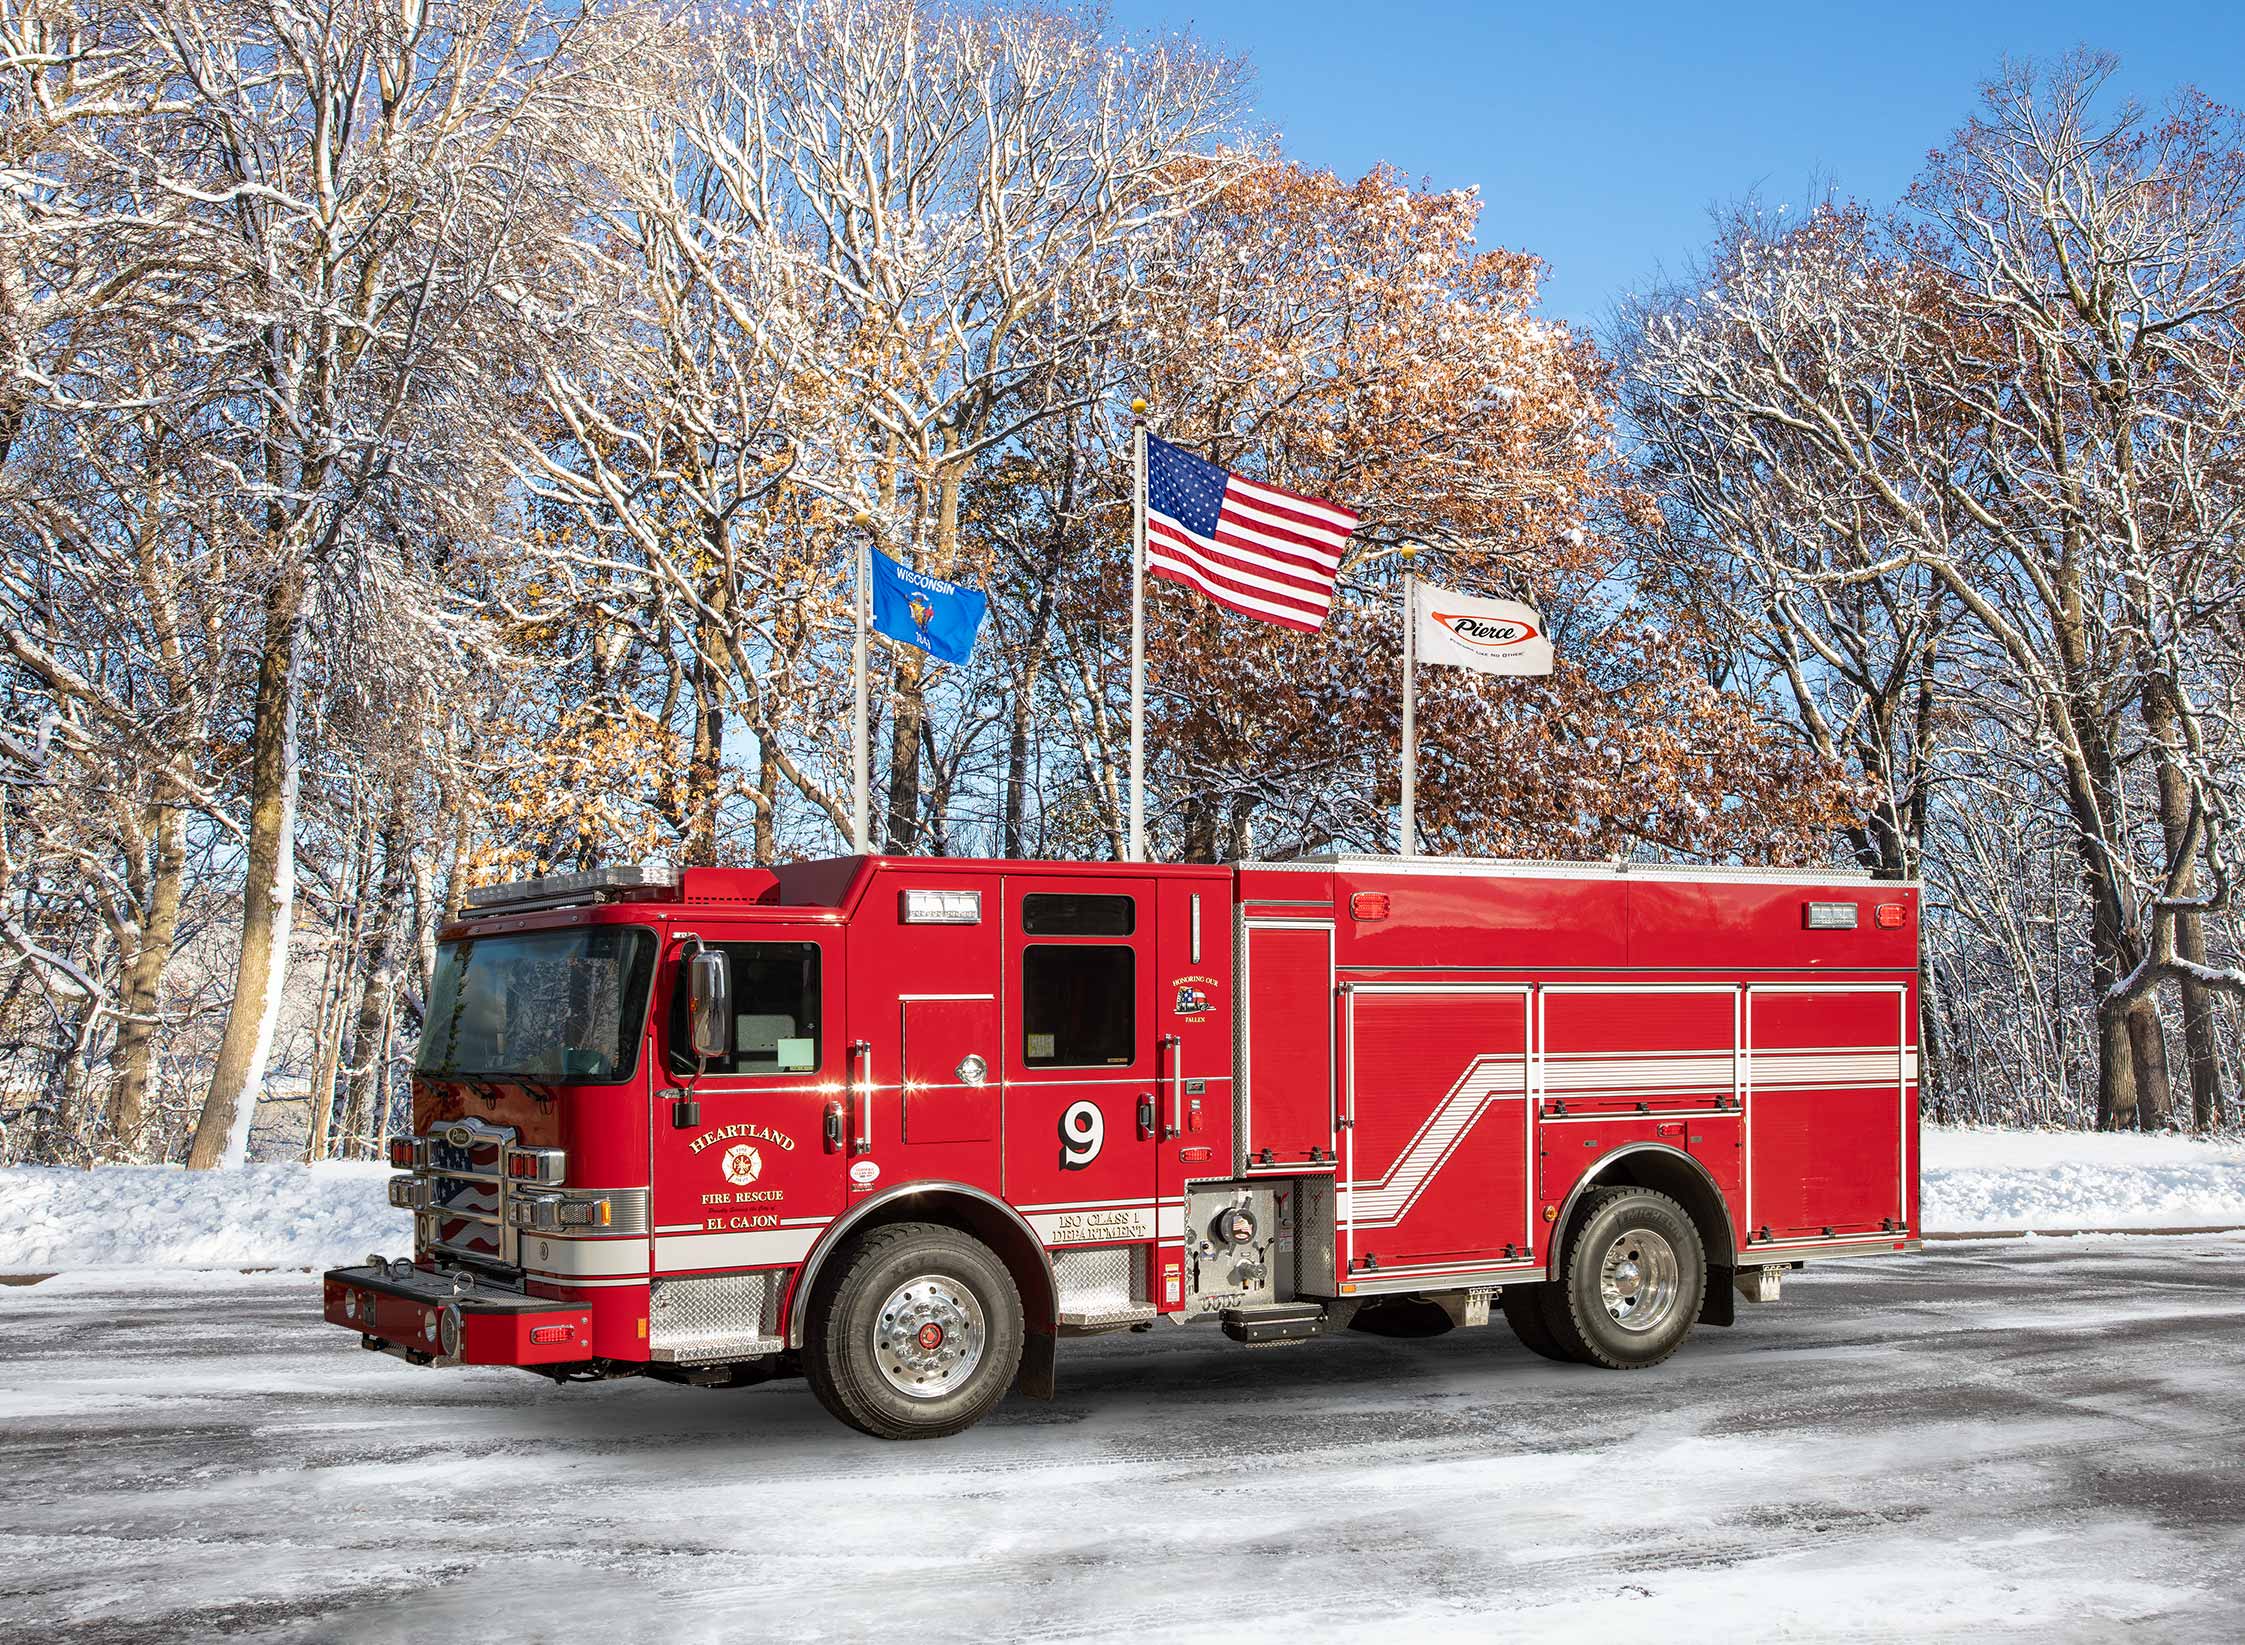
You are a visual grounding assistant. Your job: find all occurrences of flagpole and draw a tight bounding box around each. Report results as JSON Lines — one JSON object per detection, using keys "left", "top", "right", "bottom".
{"left": 1400, "top": 542, "right": 1418, "bottom": 859}
{"left": 1128, "top": 399, "right": 1148, "bottom": 863}
{"left": 850, "top": 510, "right": 871, "bottom": 853}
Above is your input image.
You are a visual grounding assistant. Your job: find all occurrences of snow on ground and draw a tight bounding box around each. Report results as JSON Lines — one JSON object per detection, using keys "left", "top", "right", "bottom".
{"left": 3, "top": 1127, "right": 2244, "bottom": 1273}
{"left": 0, "top": 1162, "right": 406, "bottom": 1271}
{"left": 1922, "top": 1126, "right": 2245, "bottom": 1231}
{"left": 4, "top": 1239, "right": 2243, "bottom": 1642}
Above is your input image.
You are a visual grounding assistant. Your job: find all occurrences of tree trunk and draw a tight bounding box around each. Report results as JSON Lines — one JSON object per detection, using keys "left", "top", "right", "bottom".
{"left": 304, "top": 809, "right": 373, "bottom": 1163}
{"left": 187, "top": 569, "right": 308, "bottom": 1170}
{"left": 886, "top": 432, "right": 966, "bottom": 855}
{"left": 342, "top": 896, "right": 400, "bottom": 1162}
{"left": 2178, "top": 914, "right": 2226, "bottom": 1130}
{"left": 684, "top": 541, "right": 730, "bottom": 864}
{"left": 2094, "top": 993, "right": 2137, "bottom": 1131}
{"left": 883, "top": 645, "right": 927, "bottom": 851}
{"left": 1917, "top": 958, "right": 1948, "bottom": 1124}
{"left": 108, "top": 798, "right": 186, "bottom": 1154}
{"left": 753, "top": 735, "right": 780, "bottom": 865}
{"left": 1003, "top": 686, "right": 1035, "bottom": 859}
{"left": 2088, "top": 847, "right": 2139, "bottom": 1131}
{"left": 2142, "top": 672, "right": 2227, "bottom": 1130}
{"left": 2126, "top": 1000, "right": 2174, "bottom": 1131}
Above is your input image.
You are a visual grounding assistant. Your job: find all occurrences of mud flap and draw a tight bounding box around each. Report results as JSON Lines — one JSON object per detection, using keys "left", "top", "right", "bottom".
{"left": 1700, "top": 1265, "right": 1736, "bottom": 1328}
{"left": 1016, "top": 1329, "right": 1057, "bottom": 1400}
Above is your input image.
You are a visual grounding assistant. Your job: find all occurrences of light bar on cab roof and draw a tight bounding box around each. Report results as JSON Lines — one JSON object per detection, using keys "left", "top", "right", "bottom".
{"left": 461, "top": 864, "right": 680, "bottom": 913}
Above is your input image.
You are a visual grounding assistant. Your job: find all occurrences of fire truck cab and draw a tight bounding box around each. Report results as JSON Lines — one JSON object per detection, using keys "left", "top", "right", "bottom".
{"left": 326, "top": 853, "right": 1920, "bottom": 1440}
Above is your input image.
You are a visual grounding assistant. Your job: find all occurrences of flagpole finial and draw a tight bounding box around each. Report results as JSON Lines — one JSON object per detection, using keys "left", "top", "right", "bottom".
{"left": 1400, "top": 541, "right": 1420, "bottom": 561}
{"left": 850, "top": 509, "right": 872, "bottom": 529}
{"left": 1130, "top": 398, "right": 1148, "bottom": 417}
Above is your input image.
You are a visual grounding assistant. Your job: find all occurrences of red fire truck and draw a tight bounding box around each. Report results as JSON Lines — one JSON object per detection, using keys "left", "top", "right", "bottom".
{"left": 325, "top": 853, "right": 1921, "bottom": 1440}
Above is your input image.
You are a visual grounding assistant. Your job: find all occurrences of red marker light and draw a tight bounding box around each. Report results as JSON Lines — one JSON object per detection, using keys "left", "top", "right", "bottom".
{"left": 1350, "top": 892, "right": 1391, "bottom": 921}
{"left": 529, "top": 1325, "right": 573, "bottom": 1346}
{"left": 1874, "top": 902, "right": 1907, "bottom": 930}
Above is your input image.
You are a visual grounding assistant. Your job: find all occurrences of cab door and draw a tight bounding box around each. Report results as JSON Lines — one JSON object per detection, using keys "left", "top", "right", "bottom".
{"left": 1001, "top": 876, "right": 1161, "bottom": 1247}
{"left": 648, "top": 924, "right": 847, "bottom": 1277}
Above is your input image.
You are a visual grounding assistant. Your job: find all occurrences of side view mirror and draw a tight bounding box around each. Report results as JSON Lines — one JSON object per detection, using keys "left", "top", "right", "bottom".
{"left": 686, "top": 947, "right": 732, "bottom": 1062}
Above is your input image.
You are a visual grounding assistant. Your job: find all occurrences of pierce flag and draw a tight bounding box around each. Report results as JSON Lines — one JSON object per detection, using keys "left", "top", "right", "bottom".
{"left": 1412, "top": 581, "right": 1553, "bottom": 676}
{"left": 868, "top": 548, "right": 986, "bottom": 666}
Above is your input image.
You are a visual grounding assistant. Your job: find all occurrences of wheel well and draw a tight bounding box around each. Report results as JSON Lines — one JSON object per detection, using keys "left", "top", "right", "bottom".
{"left": 1546, "top": 1144, "right": 1738, "bottom": 1278}
{"left": 786, "top": 1187, "right": 1057, "bottom": 1347}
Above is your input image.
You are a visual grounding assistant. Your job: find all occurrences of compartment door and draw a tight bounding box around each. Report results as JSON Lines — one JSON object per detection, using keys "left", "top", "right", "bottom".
{"left": 1241, "top": 921, "right": 1334, "bottom": 1173}
{"left": 901, "top": 995, "right": 998, "bottom": 1145}
{"left": 1343, "top": 986, "right": 1531, "bottom": 1280}
{"left": 1746, "top": 985, "right": 1909, "bottom": 1239}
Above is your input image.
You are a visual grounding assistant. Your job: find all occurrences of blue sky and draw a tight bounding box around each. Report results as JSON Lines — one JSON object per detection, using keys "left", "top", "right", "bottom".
{"left": 1120, "top": 1, "right": 2244, "bottom": 331}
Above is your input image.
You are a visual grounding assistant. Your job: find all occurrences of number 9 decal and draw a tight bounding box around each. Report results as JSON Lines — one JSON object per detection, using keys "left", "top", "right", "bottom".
{"left": 1059, "top": 1100, "right": 1104, "bottom": 1170}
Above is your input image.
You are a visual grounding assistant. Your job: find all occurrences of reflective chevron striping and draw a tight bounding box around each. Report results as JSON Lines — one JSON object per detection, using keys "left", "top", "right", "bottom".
{"left": 1541, "top": 1048, "right": 1920, "bottom": 1093}
{"left": 1344, "top": 1042, "right": 1915, "bottom": 1233}
{"left": 1345, "top": 1055, "right": 1526, "bottom": 1226}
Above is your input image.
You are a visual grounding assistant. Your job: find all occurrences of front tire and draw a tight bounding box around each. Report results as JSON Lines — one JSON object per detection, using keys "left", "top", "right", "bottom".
{"left": 1539, "top": 1187, "right": 1705, "bottom": 1370}
{"left": 806, "top": 1222, "right": 1024, "bottom": 1440}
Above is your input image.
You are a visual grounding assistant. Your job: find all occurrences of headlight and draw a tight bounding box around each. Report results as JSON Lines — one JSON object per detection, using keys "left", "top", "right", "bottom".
{"left": 508, "top": 1193, "right": 612, "bottom": 1231}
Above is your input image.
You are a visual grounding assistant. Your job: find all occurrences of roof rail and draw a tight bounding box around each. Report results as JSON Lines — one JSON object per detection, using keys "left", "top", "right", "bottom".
{"left": 1253, "top": 853, "right": 1889, "bottom": 886}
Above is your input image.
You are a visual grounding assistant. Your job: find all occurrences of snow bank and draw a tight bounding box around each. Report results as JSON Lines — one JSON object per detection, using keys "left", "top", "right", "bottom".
{"left": 1922, "top": 1126, "right": 2245, "bottom": 1232}
{"left": 4, "top": 1129, "right": 2244, "bottom": 1271}
{"left": 0, "top": 1163, "right": 408, "bottom": 1272}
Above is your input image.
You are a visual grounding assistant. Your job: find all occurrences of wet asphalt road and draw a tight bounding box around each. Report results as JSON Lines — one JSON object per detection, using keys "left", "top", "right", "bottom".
{"left": 3, "top": 1237, "right": 2243, "bottom": 1643}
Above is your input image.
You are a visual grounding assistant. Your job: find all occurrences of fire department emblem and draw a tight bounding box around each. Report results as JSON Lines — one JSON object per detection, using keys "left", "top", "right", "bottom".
{"left": 721, "top": 1143, "right": 763, "bottom": 1187}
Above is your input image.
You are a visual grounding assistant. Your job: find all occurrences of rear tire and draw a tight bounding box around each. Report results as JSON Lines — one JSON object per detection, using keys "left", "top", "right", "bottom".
{"left": 1539, "top": 1187, "right": 1705, "bottom": 1370}
{"left": 1500, "top": 1282, "right": 1581, "bottom": 1362}
{"left": 805, "top": 1222, "right": 1024, "bottom": 1440}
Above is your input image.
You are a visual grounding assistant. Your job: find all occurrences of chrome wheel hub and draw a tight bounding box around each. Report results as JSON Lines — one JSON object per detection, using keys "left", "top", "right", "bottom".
{"left": 1597, "top": 1226, "right": 1681, "bottom": 1334}
{"left": 873, "top": 1275, "right": 986, "bottom": 1399}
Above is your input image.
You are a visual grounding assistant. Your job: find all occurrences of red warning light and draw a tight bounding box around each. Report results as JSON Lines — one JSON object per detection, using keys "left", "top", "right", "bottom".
{"left": 1350, "top": 893, "right": 1391, "bottom": 921}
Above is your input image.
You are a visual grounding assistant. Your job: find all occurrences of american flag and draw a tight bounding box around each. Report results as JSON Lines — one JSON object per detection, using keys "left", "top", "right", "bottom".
{"left": 1143, "top": 434, "right": 1358, "bottom": 633}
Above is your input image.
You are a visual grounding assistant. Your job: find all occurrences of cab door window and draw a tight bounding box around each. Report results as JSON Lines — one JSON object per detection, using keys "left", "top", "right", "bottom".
{"left": 1022, "top": 944, "right": 1135, "bottom": 1067}
{"left": 667, "top": 941, "right": 823, "bottom": 1076}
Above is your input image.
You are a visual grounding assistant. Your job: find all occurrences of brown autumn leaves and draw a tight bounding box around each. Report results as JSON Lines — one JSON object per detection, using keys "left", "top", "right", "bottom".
{"left": 485, "top": 152, "right": 1854, "bottom": 876}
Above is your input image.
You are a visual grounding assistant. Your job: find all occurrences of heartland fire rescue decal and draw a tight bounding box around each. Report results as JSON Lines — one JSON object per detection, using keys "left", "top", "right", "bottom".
{"left": 692, "top": 1123, "right": 795, "bottom": 1228}
{"left": 689, "top": 1122, "right": 797, "bottom": 1158}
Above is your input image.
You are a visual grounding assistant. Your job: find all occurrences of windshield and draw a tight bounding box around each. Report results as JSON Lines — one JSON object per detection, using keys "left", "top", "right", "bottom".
{"left": 417, "top": 927, "right": 656, "bottom": 1085}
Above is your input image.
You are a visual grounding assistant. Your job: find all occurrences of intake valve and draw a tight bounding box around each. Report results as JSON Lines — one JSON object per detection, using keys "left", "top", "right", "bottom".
{"left": 1211, "top": 1202, "right": 1259, "bottom": 1248}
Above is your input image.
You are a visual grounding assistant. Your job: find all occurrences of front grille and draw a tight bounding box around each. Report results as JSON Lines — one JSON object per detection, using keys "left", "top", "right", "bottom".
{"left": 414, "top": 1120, "right": 515, "bottom": 1267}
